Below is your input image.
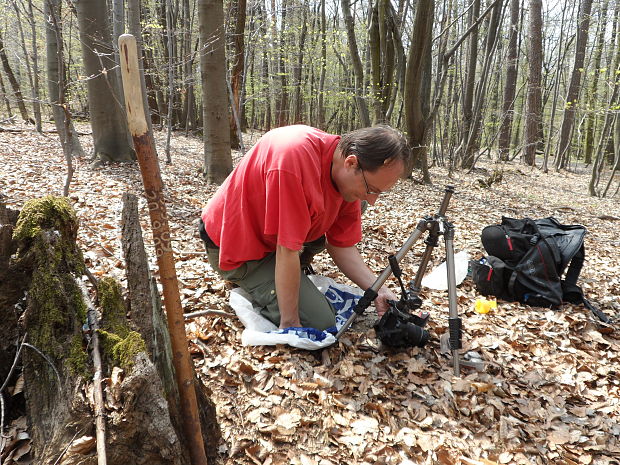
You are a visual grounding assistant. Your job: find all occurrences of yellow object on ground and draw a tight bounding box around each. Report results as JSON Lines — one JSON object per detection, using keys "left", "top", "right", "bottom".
{"left": 475, "top": 298, "right": 497, "bottom": 314}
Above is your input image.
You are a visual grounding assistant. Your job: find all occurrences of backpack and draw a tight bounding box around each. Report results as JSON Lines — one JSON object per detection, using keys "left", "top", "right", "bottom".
{"left": 471, "top": 216, "right": 610, "bottom": 323}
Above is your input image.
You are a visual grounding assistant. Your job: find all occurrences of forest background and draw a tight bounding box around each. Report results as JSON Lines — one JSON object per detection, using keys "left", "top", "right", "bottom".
{"left": 0, "top": 0, "right": 619, "bottom": 193}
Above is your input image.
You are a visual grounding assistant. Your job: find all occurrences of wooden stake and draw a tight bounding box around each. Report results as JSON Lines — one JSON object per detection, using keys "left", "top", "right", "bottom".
{"left": 118, "top": 34, "right": 208, "bottom": 465}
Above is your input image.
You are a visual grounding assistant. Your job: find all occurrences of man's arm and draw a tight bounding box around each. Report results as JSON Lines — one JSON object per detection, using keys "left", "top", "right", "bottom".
{"left": 275, "top": 244, "right": 303, "bottom": 328}
{"left": 326, "top": 243, "right": 397, "bottom": 316}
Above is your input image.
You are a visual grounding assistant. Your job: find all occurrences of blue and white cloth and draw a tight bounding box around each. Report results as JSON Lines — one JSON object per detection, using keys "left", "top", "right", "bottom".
{"left": 230, "top": 275, "right": 363, "bottom": 350}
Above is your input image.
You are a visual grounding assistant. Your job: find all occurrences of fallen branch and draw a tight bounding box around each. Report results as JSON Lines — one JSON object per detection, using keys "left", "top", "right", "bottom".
{"left": 184, "top": 309, "right": 235, "bottom": 320}
{"left": 86, "top": 301, "right": 107, "bottom": 465}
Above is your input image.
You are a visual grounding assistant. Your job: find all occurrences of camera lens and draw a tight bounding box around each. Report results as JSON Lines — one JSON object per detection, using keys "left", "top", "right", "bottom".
{"left": 404, "top": 322, "right": 430, "bottom": 348}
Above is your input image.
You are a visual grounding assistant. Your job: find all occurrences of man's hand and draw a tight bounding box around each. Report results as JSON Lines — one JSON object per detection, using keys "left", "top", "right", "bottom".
{"left": 375, "top": 286, "right": 398, "bottom": 317}
{"left": 327, "top": 243, "right": 398, "bottom": 317}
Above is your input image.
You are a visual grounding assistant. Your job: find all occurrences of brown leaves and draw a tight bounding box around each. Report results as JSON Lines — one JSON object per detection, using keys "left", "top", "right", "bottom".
{"left": 2, "top": 127, "right": 620, "bottom": 464}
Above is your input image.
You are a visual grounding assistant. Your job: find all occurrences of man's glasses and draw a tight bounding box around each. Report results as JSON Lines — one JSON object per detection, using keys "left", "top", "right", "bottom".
{"left": 357, "top": 157, "right": 382, "bottom": 196}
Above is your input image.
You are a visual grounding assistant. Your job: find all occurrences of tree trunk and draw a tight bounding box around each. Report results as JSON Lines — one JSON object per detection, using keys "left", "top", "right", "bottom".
{"left": 0, "top": 28, "right": 30, "bottom": 122}
{"left": 404, "top": 0, "right": 434, "bottom": 183}
{"left": 275, "top": 0, "right": 290, "bottom": 127}
{"left": 341, "top": 0, "right": 371, "bottom": 126}
{"left": 459, "top": 0, "right": 480, "bottom": 166}
{"left": 555, "top": 0, "right": 594, "bottom": 170}
{"left": 583, "top": 0, "right": 611, "bottom": 166}
{"left": 498, "top": 0, "right": 520, "bottom": 161}
{"left": 198, "top": 0, "right": 232, "bottom": 183}
{"left": 524, "top": 0, "right": 543, "bottom": 166}
{"left": 11, "top": 0, "right": 42, "bottom": 131}
{"left": 292, "top": 2, "right": 308, "bottom": 124}
{"left": 317, "top": 0, "right": 327, "bottom": 128}
{"left": 75, "top": 0, "right": 135, "bottom": 163}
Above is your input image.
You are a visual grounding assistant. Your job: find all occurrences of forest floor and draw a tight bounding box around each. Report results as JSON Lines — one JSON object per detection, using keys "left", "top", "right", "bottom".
{"left": 1, "top": 123, "right": 619, "bottom": 465}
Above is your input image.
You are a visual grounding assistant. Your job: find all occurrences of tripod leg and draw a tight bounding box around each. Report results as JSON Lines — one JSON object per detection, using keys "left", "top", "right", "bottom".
{"left": 444, "top": 222, "right": 462, "bottom": 376}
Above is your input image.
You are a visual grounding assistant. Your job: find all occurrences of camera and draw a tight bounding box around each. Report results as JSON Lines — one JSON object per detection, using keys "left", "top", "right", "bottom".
{"left": 374, "top": 301, "right": 430, "bottom": 348}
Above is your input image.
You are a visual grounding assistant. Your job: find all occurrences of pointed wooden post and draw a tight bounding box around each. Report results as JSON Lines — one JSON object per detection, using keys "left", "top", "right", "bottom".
{"left": 118, "top": 33, "right": 208, "bottom": 465}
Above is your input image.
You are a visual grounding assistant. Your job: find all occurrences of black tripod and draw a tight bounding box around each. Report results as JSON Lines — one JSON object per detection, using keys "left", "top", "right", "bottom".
{"left": 335, "top": 186, "right": 479, "bottom": 376}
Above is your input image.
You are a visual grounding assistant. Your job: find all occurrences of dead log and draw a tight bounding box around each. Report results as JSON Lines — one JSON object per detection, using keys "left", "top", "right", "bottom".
{"left": 0, "top": 195, "right": 217, "bottom": 464}
{"left": 120, "top": 192, "right": 220, "bottom": 463}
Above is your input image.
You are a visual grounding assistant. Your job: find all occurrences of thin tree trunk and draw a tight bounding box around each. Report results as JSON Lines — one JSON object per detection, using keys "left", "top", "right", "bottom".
{"left": 292, "top": 2, "right": 308, "bottom": 124}
{"left": 165, "top": 0, "right": 175, "bottom": 163}
{"left": 461, "top": 0, "right": 502, "bottom": 169}
{"left": 317, "top": 0, "right": 327, "bottom": 128}
{"left": 341, "top": 0, "right": 371, "bottom": 126}
{"left": 524, "top": 0, "right": 543, "bottom": 166}
{"left": 555, "top": 0, "right": 594, "bottom": 170}
{"left": 498, "top": 0, "right": 519, "bottom": 161}
{"left": 44, "top": 0, "right": 85, "bottom": 161}
{"left": 229, "top": 0, "right": 246, "bottom": 147}
{"left": 404, "top": 0, "right": 434, "bottom": 183}
{"left": 583, "top": 0, "right": 612, "bottom": 166}
{"left": 0, "top": 28, "right": 30, "bottom": 122}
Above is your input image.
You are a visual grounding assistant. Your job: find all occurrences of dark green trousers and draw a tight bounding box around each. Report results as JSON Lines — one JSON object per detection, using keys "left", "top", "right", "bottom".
{"left": 200, "top": 223, "right": 335, "bottom": 330}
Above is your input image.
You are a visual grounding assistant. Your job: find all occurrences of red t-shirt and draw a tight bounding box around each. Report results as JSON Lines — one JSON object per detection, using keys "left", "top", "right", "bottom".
{"left": 202, "top": 125, "right": 362, "bottom": 270}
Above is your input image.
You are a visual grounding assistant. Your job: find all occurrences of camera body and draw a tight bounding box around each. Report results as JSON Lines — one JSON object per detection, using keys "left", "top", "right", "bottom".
{"left": 374, "top": 300, "right": 430, "bottom": 348}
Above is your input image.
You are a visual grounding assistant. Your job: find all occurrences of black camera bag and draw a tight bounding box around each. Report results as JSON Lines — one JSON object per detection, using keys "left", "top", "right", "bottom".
{"left": 471, "top": 217, "right": 609, "bottom": 322}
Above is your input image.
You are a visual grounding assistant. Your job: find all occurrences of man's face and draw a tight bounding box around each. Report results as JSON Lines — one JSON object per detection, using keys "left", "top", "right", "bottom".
{"left": 339, "top": 155, "right": 405, "bottom": 204}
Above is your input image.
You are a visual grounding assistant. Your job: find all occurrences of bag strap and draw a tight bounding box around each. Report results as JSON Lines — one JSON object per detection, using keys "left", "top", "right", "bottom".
{"left": 562, "top": 281, "right": 611, "bottom": 323}
{"left": 563, "top": 243, "right": 585, "bottom": 286}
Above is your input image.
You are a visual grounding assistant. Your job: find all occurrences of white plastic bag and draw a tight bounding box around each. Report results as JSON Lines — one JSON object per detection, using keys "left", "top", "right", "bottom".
{"left": 421, "top": 250, "right": 469, "bottom": 290}
{"left": 230, "top": 276, "right": 362, "bottom": 350}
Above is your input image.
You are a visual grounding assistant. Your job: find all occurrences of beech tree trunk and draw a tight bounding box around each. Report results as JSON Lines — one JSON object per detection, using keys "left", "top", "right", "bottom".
{"left": 198, "top": 0, "right": 232, "bottom": 183}
{"left": 75, "top": 0, "right": 135, "bottom": 163}
{"left": 404, "top": 0, "right": 433, "bottom": 183}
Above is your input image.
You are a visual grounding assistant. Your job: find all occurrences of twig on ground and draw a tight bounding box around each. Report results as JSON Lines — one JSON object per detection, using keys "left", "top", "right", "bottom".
{"left": 184, "top": 309, "right": 235, "bottom": 320}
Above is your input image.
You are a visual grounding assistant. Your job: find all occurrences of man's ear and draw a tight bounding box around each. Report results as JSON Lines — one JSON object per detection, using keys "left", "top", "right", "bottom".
{"left": 343, "top": 154, "right": 359, "bottom": 169}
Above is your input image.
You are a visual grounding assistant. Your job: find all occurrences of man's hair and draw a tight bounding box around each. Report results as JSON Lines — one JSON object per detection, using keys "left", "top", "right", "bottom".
{"left": 337, "top": 125, "right": 411, "bottom": 172}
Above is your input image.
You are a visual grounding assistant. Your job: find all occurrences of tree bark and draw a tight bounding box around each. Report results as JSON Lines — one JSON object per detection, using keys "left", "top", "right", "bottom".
{"left": 75, "top": 0, "right": 135, "bottom": 163}
{"left": 198, "top": 0, "right": 232, "bottom": 183}
{"left": 582, "top": 0, "right": 611, "bottom": 166}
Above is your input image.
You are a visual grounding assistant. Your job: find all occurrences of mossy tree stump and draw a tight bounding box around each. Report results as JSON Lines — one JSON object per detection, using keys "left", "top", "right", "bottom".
{"left": 0, "top": 195, "right": 219, "bottom": 464}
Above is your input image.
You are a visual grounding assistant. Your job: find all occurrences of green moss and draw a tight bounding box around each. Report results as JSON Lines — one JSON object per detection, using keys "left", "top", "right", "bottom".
{"left": 14, "top": 195, "right": 88, "bottom": 378}
{"left": 98, "top": 329, "right": 146, "bottom": 369}
{"left": 68, "top": 334, "right": 89, "bottom": 378}
{"left": 13, "top": 196, "right": 78, "bottom": 243}
{"left": 112, "top": 331, "right": 146, "bottom": 369}
{"left": 98, "top": 277, "right": 129, "bottom": 338}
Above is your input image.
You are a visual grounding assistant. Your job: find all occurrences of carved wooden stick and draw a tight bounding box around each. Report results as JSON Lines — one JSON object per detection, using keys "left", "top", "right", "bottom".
{"left": 118, "top": 34, "right": 208, "bottom": 465}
